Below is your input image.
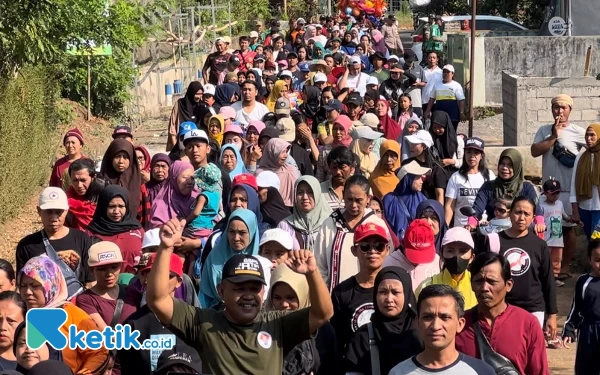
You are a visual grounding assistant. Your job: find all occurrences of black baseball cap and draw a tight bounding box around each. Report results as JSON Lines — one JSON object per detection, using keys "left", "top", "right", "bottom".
{"left": 222, "top": 254, "right": 266, "bottom": 285}
{"left": 155, "top": 347, "right": 203, "bottom": 375}
{"left": 254, "top": 54, "right": 266, "bottom": 62}
{"left": 346, "top": 92, "right": 364, "bottom": 106}
{"left": 543, "top": 179, "right": 561, "bottom": 194}
{"left": 229, "top": 55, "right": 241, "bottom": 66}
{"left": 464, "top": 137, "right": 485, "bottom": 152}
{"left": 324, "top": 99, "right": 343, "bottom": 112}
{"left": 403, "top": 49, "right": 418, "bottom": 63}
{"left": 112, "top": 125, "right": 133, "bottom": 139}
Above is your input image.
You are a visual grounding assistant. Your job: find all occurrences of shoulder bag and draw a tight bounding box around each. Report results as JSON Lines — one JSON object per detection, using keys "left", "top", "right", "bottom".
{"left": 367, "top": 323, "right": 381, "bottom": 375}
{"left": 472, "top": 308, "right": 520, "bottom": 375}
{"left": 41, "top": 231, "right": 84, "bottom": 299}
{"left": 552, "top": 141, "right": 576, "bottom": 168}
{"left": 104, "top": 285, "right": 126, "bottom": 375}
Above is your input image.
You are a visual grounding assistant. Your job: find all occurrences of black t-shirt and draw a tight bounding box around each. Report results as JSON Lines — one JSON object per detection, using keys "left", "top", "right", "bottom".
{"left": 117, "top": 305, "right": 199, "bottom": 375}
{"left": 401, "top": 157, "right": 449, "bottom": 199}
{"left": 330, "top": 277, "right": 374, "bottom": 355}
{"left": 291, "top": 143, "right": 314, "bottom": 176}
{"left": 291, "top": 68, "right": 305, "bottom": 83}
{"left": 497, "top": 230, "right": 558, "bottom": 314}
{"left": 16, "top": 228, "right": 94, "bottom": 283}
{"left": 203, "top": 52, "right": 231, "bottom": 84}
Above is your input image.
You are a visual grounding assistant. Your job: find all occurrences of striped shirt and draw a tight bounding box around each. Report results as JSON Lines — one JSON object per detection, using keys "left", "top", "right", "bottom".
{"left": 390, "top": 353, "right": 494, "bottom": 375}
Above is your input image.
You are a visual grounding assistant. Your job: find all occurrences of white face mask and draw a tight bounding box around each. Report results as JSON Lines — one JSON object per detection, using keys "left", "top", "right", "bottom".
{"left": 232, "top": 140, "right": 243, "bottom": 151}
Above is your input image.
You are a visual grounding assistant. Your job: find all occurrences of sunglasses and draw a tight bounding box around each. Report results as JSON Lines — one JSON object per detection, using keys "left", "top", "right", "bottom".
{"left": 357, "top": 242, "right": 387, "bottom": 253}
{"left": 494, "top": 207, "right": 508, "bottom": 214}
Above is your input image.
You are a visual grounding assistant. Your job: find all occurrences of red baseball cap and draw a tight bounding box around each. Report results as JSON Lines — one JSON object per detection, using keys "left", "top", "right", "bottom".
{"left": 232, "top": 174, "right": 258, "bottom": 191}
{"left": 141, "top": 253, "right": 184, "bottom": 277}
{"left": 354, "top": 223, "right": 388, "bottom": 243}
{"left": 403, "top": 219, "right": 436, "bottom": 264}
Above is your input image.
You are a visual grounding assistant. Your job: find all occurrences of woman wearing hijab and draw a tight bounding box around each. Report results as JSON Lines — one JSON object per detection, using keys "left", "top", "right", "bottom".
{"left": 350, "top": 129, "right": 381, "bottom": 179}
{"left": 399, "top": 117, "right": 423, "bottom": 161}
{"left": 13, "top": 321, "right": 63, "bottom": 375}
{"left": 220, "top": 144, "right": 248, "bottom": 180}
{"left": 168, "top": 81, "right": 204, "bottom": 150}
{"left": 265, "top": 80, "right": 289, "bottom": 112}
{"left": 18, "top": 255, "right": 109, "bottom": 374}
{"left": 50, "top": 128, "right": 86, "bottom": 189}
{"left": 572, "top": 124, "right": 600, "bottom": 236}
{"left": 469, "top": 148, "right": 543, "bottom": 229}
{"left": 100, "top": 139, "right": 150, "bottom": 228}
{"left": 199, "top": 209, "right": 260, "bottom": 308}
{"left": 316, "top": 115, "right": 354, "bottom": 182}
{"left": 416, "top": 199, "right": 448, "bottom": 254}
{"left": 384, "top": 162, "right": 431, "bottom": 241}
{"left": 145, "top": 153, "right": 171, "bottom": 203}
{"left": 369, "top": 140, "right": 401, "bottom": 200}
{"left": 341, "top": 32, "right": 357, "bottom": 55}
{"left": 258, "top": 187, "right": 290, "bottom": 229}
{"left": 299, "top": 85, "right": 322, "bottom": 128}
{"left": 207, "top": 114, "right": 225, "bottom": 148}
{"left": 150, "top": 160, "right": 198, "bottom": 229}
{"left": 246, "top": 120, "right": 266, "bottom": 146}
{"left": 429, "top": 111, "right": 464, "bottom": 170}
{"left": 376, "top": 99, "right": 401, "bottom": 141}
{"left": 257, "top": 138, "right": 299, "bottom": 207}
{"left": 345, "top": 267, "right": 422, "bottom": 375}
{"left": 214, "top": 82, "right": 240, "bottom": 109}
{"left": 86, "top": 186, "right": 144, "bottom": 273}
{"left": 279, "top": 176, "right": 333, "bottom": 249}
{"left": 134, "top": 145, "right": 152, "bottom": 185}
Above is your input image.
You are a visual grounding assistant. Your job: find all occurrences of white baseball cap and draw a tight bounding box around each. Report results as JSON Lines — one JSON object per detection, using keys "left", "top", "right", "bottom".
{"left": 367, "top": 76, "right": 379, "bottom": 86}
{"left": 443, "top": 64, "right": 455, "bottom": 73}
{"left": 349, "top": 56, "right": 361, "bottom": 65}
{"left": 360, "top": 113, "right": 379, "bottom": 129}
{"left": 183, "top": 129, "right": 210, "bottom": 144}
{"left": 388, "top": 55, "right": 400, "bottom": 62}
{"left": 256, "top": 171, "right": 280, "bottom": 190}
{"left": 249, "top": 31, "right": 259, "bottom": 38}
{"left": 405, "top": 130, "right": 434, "bottom": 148}
{"left": 279, "top": 70, "right": 293, "bottom": 78}
{"left": 203, "top": 84, "right": 216, "bottom": 96}
{"left": 259, "top": 228, "right": 294, "bottom": 250}
{"left": 355, "top": 126, "right": 383, "bottom": 141}
{"left": 142, "top": 228, "right": 161, "bottom": 249}
{"left": 314, "top": 73, "right": 328, "bottom": 83}
{"left": 39, "top": 187, "right": 69, "bottom": 211}
{"left": 396, "top": 160, "right": 432, "bottom": 181}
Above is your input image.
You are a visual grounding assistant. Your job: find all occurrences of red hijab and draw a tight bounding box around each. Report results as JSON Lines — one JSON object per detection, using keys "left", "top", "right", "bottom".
{"left": 377, "top": 99, "right": 401, "bottom": 140}
{"left": 135, "top": 145, "right": 151, "bottom": 172}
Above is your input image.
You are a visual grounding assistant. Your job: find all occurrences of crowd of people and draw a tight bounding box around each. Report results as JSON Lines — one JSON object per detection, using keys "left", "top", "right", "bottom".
{"left": 3, "top": 13, "right": 600, "bottom": 375}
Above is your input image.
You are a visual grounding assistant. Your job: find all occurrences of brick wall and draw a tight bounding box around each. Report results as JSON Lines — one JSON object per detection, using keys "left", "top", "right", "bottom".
{"left": 502, "top": 71, "right": 600, "bottom": 146}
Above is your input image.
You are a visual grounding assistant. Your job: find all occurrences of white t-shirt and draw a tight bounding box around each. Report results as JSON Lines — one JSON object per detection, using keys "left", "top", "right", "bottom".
{"left": 433, "top": 80, "right": 465, "bottom": 101}
{"left": 231, "top": 101, "right": 269, "bottom": 125}
{"left": 445, "top": 170, "right": 496, "bottom": 227}
{"left": 422, "top": 66, "right": 443, "bottom": 104}
{"left": 338, "top": 72, "right": 369, "bottom": 96}
{"left": 540, "top": 196, "right": 567, "bottom": 247}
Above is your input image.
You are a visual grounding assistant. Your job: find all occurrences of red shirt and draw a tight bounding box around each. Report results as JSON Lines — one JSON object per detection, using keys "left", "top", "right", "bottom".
{"left": 49, "top": 155, "right": 87, "bottom": 188}
{"left": 455, "top": 305, "right": 549, "bottom": 375}
{"left": 87, "top": 230, "right": 144, "bottom": 274}
{"left": 236, "top": 50, "right": 256, "bottom": 72}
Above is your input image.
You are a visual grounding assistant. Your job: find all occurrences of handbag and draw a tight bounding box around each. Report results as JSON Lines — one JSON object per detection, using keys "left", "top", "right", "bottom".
{"left": 552, "top": 141, "right": 576, "bottom": 168}
{"left": 41, "top": 231, "right": 84, "bottom": 299}
{"left": 472, "top": 309, "right": 520, "bottom": 375}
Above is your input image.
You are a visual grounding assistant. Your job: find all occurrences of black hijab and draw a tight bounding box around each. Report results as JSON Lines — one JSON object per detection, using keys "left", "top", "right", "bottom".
{"left": 261, "top": 187, "right": 291, "bottom": 227}
{"left": 178, "top": 81, "right": 203, "bottom": 124}
{"left": 100, "top": 139, "right": 142, "bottom": 215}
{"left": 87, "top": 185, "right": 142, "bottom": 236}
{"left": 28, "top": 361, "right": 73, "bottom": 375}
{"left": 430, "top": 111, "right": 458, "bottom": 160}
{"left": 13, "top": 322, "right": 63, "bottom": 375}
{"left": 300, "top": 86, "right": 321, "bottom": 120}
{"left": 214, "top": 82, "right": 240, "bottom": 108}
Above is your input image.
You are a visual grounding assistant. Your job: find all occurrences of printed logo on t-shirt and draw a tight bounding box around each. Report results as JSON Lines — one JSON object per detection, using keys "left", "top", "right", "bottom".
{"left": 351, "top": 303, "right": 374, "bottom": 332}
{"left": 504, "top": 248, "right": 531, "bottom": 276}
{"left": 459, "top": 188, "right": 479, "bottom": 197}
{"left": 149, "top": 334, "right": 176, "bottom": 371}
{"left": 257, "top": 331, "right": 272, "bottom": 349}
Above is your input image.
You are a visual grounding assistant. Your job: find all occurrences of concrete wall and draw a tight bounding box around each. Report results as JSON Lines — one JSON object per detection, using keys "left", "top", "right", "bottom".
{"left": 447, "top": 34, "right": 600, "bottom": 106}
{"left": 502, "top": 71, "right": 600, "bottom": 146}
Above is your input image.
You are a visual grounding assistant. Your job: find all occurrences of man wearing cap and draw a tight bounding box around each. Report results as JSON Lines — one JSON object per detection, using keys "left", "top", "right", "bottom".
{"left": 430, "top": 15, "right": 445, "bottom": 55}
{"left": 119, "top": 252, "right": 201, "bottom": 375}
{"left": 338, "top": 55, "right": 369, "bottom": 96}
{"left": 401, "top": 49, "right": 426, "bottom": 118}
{"left": 382, "top": 14, "right": 403, "bottom": 56}
{"left": 286, "top": 51, "right": 304, "bottom": 82}
{"left": 249, "top": 30, "right": 261, "bottom": 50}
{"left": 232, "top": 80, "right": 269, "bottom": 125}
{"left": 345, "top": 92, "right": 364, "bottom": 121}
{"left": 289, "top": 18, "right": 306, "bottom": 44}
{"left": 379, "top": 64, "right": 405, "bottom": 119}
{"left": 253, "top": 54, "right": 266, "bottom": 70}
{"left": 50, "top": 128, "right": 86, "bottom": 189}
{"left": 16, "top": 187, "right": 94, "bottom": 289}
{"left": 202, "top": 37, "right": 231, "bottom": 85}
{"left": 146, "top": 218, "right": 333, "bottom": 375}
{"left": 112, "top": 125, "right": 134, "bottom": 143}
{"left": 424, "top": 64, "right": 465, "bottom": 130}
{"left": 415, "top": 227, "right": 477, "bottom": 309}
{"left": 317, "top": 98, "right": 343, "bottom": 145}
{"left": 276, "top": 118, "right": 314, "bottom": 176}
{"left": 293, "top": 62, "right": 312, "bottom": 91}
{"left": 331, "top": 222, "right": 390, "bottom": 355}
{"left": 235, "top": 36, "right": 256, "bottom": 72}
{"left": 369, "top": 51, "right": 389, "bottom": 84}
{"left": 531, "top": 94, "right": 584, "bottom": 280}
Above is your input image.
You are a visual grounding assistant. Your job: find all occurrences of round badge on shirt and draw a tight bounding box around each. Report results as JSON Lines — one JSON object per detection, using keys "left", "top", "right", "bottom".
{"left": 257, "top": 331, "right": 272, "bottom": 349}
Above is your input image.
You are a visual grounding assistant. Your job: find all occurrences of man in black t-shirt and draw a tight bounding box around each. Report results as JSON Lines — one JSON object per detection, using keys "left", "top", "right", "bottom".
{"left": 202, "top": 37, "right": 231, "bottom": 85}
{"left": 16, "top": 187, "right": 94, "bottom": 286}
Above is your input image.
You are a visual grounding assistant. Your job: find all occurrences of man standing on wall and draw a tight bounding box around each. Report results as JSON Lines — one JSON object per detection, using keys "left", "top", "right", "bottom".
{"left": 531, "top": 94, "right": 585, "bottom": 286}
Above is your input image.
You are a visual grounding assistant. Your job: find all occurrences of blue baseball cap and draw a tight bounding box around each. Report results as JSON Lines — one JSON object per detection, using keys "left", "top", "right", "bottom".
{"left": 324, "top": 99, "right": 343, "bottom": 112}
{"left": 299, "top": 62, "right": 311, "bottom": 72}
{"left": 178, "top": 121, "right": 197, "bottom": 137}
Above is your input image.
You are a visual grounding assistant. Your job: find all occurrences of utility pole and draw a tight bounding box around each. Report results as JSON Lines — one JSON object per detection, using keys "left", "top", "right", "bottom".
{"left": 467, "top": 0, "right": 476, "bottom": 137}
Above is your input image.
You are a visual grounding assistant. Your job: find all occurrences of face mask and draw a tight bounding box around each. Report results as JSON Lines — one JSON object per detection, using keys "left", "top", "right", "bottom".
{"left": 232, "top": 140, "right": 243, "bottom": 151}
{"left": 443, "top": 255, "right": 470, "bottom": 275}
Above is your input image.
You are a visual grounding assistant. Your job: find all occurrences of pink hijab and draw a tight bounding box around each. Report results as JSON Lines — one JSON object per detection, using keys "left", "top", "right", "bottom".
{"left": 332, "top": 114, "right": 353, "bottom": 147}
{"left": 150, "top": 160, "right": 199, "bottom": 228}
{"left": 257, "top": 138, "right": 298, "bottom": 207}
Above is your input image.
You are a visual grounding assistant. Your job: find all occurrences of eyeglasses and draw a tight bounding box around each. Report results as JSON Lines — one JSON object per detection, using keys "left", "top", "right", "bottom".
{"left": 357, "top": 242, "right": 387, "bottom": 253}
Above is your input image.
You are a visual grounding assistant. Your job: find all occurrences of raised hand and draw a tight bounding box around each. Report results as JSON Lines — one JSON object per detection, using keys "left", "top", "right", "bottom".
{"left": 160, "top": 219, "right": 186, "bottom": 249}
{"left": 284, "top": 250, "right": 317, "bottom": 275}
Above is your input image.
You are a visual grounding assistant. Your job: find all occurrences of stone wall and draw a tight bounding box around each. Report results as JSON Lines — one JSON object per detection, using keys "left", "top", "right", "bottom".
{"left": 502, "top": 71, "right": 600, "bottom": 146}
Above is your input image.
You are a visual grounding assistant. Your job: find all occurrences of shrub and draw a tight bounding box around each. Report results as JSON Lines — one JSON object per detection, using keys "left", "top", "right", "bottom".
{"left": 0, "top": 66, "right": 60, "bottom": 223}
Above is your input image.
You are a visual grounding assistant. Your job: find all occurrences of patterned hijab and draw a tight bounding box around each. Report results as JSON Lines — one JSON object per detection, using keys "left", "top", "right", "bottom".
{"left": 194, "top": 163, "right": 221, "bottom": 193}
{"left": 18, "top": 255, "right": 68, "bottom": 308}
